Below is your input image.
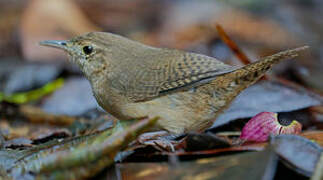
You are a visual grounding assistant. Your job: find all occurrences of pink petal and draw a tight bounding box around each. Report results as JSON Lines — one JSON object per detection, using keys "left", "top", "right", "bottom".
{"left": 240, "top": 112, "right": 302, "bottom": 142}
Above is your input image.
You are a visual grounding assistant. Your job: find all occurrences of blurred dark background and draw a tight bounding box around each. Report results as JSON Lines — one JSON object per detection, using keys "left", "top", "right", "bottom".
{"left": 0, "top": 2, "right": 322, "bottom": 179}
{"left": 0, "top": 0, "right": 322, "bottom": 116}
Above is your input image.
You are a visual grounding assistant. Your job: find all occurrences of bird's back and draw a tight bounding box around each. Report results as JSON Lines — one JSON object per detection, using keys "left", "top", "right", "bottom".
{"left": 117, "top": 46, "right": 308, "bottom": 133}
{"left": 109, "top": 46, "right": 238, "bottom": 102}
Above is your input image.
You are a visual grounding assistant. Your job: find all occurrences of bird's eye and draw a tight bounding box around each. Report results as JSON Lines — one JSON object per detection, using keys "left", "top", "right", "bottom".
{"left": 83, "top": 45, "right": 93, "bottom": 55}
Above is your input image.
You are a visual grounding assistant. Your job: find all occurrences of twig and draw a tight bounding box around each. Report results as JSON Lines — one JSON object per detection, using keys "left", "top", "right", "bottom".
{"left": 19, "top": 105, "right": 76, "bottom": 126}
{"left": 216, "top": 24, "right": 251, "bottom": 65}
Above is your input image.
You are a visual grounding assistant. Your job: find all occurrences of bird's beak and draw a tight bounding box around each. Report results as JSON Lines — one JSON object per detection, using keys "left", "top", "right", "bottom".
{"left": 39, "top": 40, "right": 68, "bottom": 50}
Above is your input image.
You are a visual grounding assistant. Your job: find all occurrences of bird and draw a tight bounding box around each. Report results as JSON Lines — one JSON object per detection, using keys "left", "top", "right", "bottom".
{"left": 40, "top": 32, "right": 308, "bottom": 134}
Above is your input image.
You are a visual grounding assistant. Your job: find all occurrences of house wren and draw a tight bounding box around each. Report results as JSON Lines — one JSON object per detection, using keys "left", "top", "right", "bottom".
{"left": 40, "top": 32, "right": 308, "bottom": 134}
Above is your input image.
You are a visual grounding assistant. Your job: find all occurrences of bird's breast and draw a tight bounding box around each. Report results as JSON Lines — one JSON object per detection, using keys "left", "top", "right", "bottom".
{"left": 91, "top": 77, "right": 226, "bottom": 134}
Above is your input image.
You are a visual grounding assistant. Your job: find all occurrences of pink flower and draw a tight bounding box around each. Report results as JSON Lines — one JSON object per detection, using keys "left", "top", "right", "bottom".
{"left": 240, "top": 112, "right": 302, "bottom": 142}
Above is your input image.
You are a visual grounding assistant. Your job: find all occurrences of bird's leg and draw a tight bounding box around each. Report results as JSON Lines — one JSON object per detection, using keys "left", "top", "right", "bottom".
{"left": 136, "top": 131, "right": 184, "bottom": 152}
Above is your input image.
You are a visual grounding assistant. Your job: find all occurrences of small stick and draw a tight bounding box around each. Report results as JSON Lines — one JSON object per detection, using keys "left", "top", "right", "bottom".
{"left": 216, "top": 24, "right": 268, "bottom": 80}
{"left": 216, "top": 24, "right": 251, "bottom": 65}
{"left": 19, "top": 105, "right": 76, "bottom": 126}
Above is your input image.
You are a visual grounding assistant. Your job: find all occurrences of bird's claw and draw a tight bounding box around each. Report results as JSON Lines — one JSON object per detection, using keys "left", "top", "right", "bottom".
{"left": 136, "top": 131, "right": 180, "bottom": 152}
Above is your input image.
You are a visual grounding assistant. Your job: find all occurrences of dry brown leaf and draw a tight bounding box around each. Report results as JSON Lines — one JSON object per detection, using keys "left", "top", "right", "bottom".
{"left": 301, "top": 131, "right": 323, "bottom": 147}
{"left": 158, "top": 2, "right": 299, "bottom": 49}
{"left": 20, "top": 0, "right": 101, "bottom": 61}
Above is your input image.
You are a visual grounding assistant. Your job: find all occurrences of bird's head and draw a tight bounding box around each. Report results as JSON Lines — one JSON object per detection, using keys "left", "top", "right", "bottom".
{"left": 40, "top": 32, "right": 139, "bottom": 80}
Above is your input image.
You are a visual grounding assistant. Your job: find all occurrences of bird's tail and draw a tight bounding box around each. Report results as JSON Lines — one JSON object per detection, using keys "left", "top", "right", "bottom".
{"left": 228, "top": 46, "right": 309, "bottom": 85}
{"left": 195, "top": 46, "right": 308, "bottom": 128}
{"left": 199, "top": 46, "right": 309, "bottom": 102}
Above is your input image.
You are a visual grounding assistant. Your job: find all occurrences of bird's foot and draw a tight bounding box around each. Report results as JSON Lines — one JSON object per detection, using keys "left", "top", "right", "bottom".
{"left": 136, "top": 131, "right": 184, "bottom": 152}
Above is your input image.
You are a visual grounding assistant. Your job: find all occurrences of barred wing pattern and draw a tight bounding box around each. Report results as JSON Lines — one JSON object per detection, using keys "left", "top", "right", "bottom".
{"left": 126, "top": 51, "right": 236, "bottom": 102}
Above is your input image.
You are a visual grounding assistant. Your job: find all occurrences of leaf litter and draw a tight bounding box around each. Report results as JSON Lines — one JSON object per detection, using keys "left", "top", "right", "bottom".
{"left": 0, "top": 0, "right": 322, "bottom": 179}
{"left": 0, "top": 117, "right": 157, "bottom": 179}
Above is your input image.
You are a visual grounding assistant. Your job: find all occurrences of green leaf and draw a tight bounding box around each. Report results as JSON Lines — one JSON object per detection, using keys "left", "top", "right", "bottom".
{"left": 0, "top": 78, "right": 64, "bottom": 104}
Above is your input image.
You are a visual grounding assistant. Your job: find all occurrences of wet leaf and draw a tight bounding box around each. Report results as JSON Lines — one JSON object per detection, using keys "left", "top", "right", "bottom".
{"left": 119, "top": 147, "right": 278, "bottom": 180}
{"left": 0, "top": 117, "right": 157, "bottom": 179}
{"left": 0, "top": 60, "right": 63, "bottom": 94}
{"left": 35, "top": 117, "right": 158, "bottom": 179}
{"left": 212, "top": 80, "right": 321, "bottom": 128}
{"left": 0, "top": 103, "right": 111, "bottom": 141}
{"left": 271, "top": 134, "right": 323, "bottom": 177}
{"left": 41, "top": 77, "right": 99, "bottom": 116}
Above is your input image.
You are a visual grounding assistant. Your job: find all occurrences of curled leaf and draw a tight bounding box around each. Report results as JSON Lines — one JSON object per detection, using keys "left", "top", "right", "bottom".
{"left": 0, "top": 78, "right": 64, "bottom": 104}
{"left": 240, "top": 112, "right": 302, "bottom": 142}
{"left": 270, "top": 135, "right": 322, "bottom": 177}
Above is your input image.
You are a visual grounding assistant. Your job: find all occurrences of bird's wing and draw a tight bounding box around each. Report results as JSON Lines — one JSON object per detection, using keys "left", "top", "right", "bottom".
{"left": 126, "top": 51, "right": 237, "bottom": 102}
